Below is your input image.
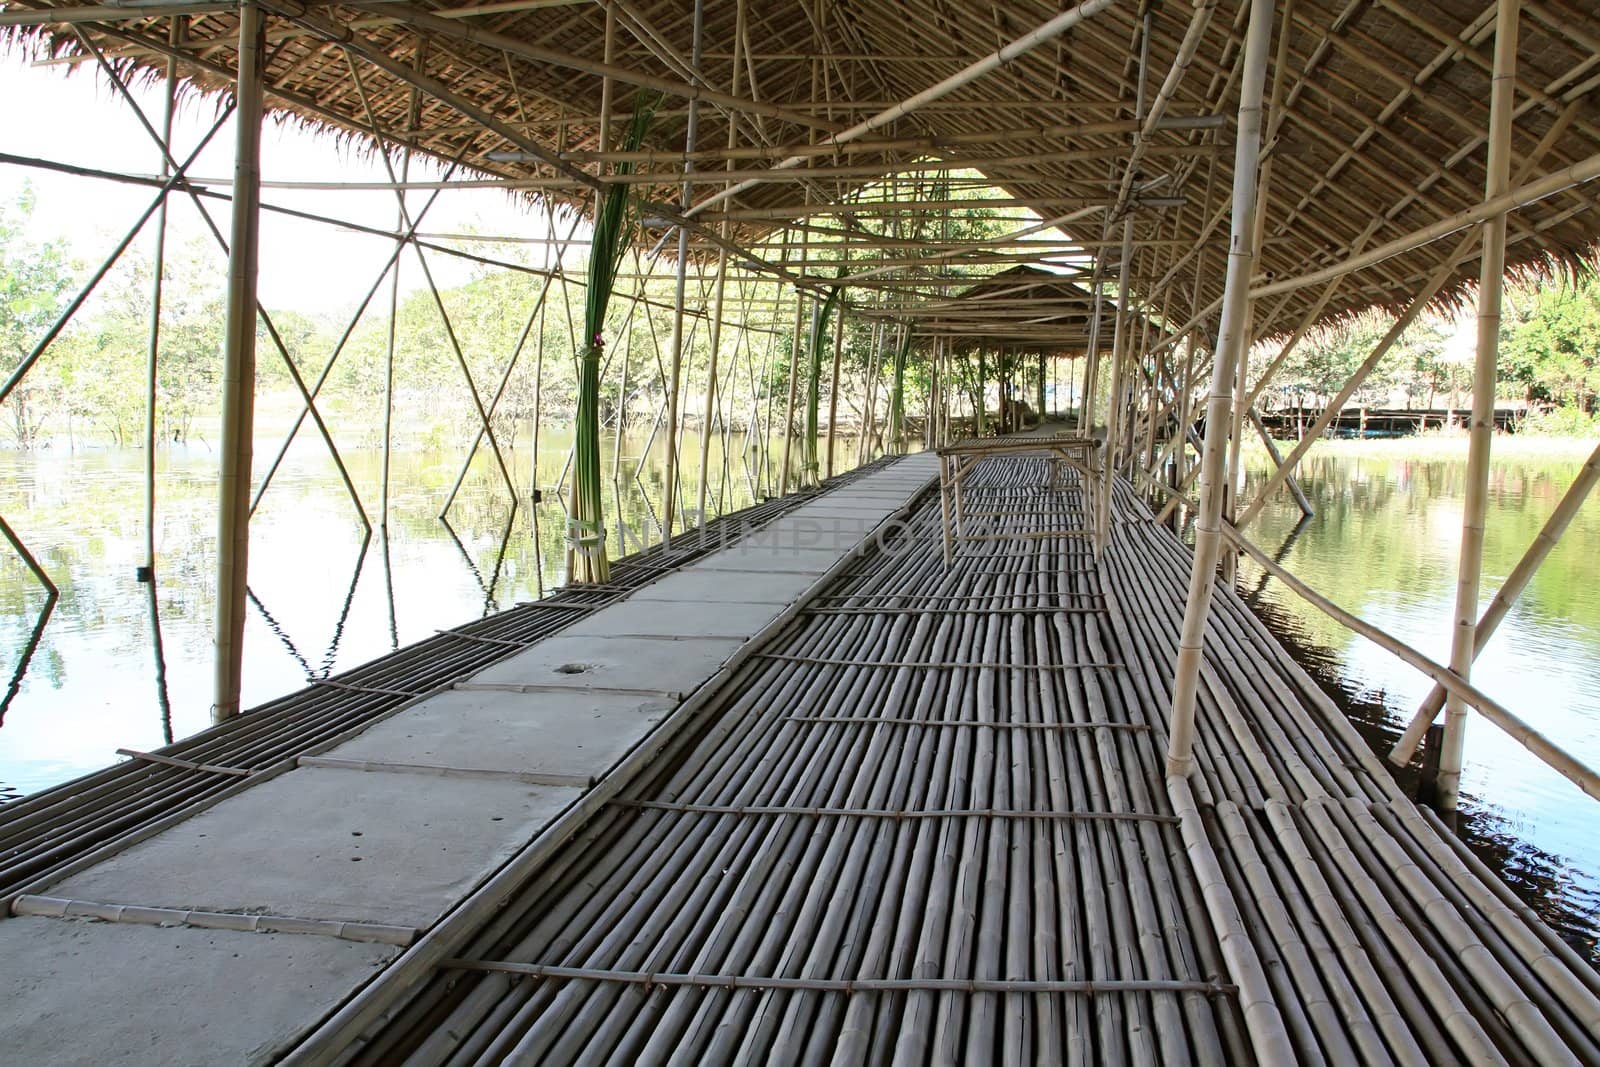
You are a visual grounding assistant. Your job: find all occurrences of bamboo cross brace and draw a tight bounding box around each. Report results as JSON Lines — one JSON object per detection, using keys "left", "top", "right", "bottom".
{"left": 71, "top": 34, "right": 375, "bottom": 533}
{"left": 616, "top": 800, "right": 1179, "bottom": 824}
{"left": 1224, "top": 520, "right": 1600, "bottom": 804}
{"left": 0, "top": 107, "right": 233, "bottom": 410}
{"left": 436, "top": 958, "right": 1236, "bottom": 996}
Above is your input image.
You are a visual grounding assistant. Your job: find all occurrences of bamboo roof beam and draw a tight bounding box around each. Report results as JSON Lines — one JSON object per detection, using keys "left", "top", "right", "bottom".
{"left": 349, "top": 1, "right": 841, "bottom": 135}
{"left": 1254, "top": 147, "right": 1600, "bottom": 301}
{"left": 685, "top": 0, "right": 1121, "bottom": 219}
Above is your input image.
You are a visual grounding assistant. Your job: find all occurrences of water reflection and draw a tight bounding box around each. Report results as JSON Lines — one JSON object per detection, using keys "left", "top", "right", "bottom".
{"left": 247, "top": 529, "right": 371, "bottom": 679}
{"left": 0, "top": 427, "right": 863, "bottom": 798}
{"left": 143, "top": 577, "right": 174, "bottom": 746}
{"left": 0, "top": 513, "right": 58, "bottom": 730}
{"left": 1242, "top": 441, "right": 1600, "bottom": 963}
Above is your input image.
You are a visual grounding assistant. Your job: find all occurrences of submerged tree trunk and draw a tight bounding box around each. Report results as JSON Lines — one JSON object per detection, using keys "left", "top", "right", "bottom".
{"left": 803, "top": 286, "right": 842, "bottom": 487}
{"left": 887, "top": 326, "right": 910, "bottom": 452}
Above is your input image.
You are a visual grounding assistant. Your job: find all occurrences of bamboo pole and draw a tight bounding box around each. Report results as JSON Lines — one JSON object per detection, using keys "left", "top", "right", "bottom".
{"left": 780, "top": 287, "right": 805, "bottom": 495}
{"left": 1097, "top": 215, "right": 1135, "bottom": 551}
{"left": 1249, "top": 146, "right": 1600, "bottom": 302}
{"left": 1248, "top": 409, "right": 1312, "bottom": 518}
{"left": 859, "top": 318, "right": 886, "bottom": 465}
{"left": 696, "top": 250, "right": 730, "bottom": 524}
{"left": 825, "top": 299, "right": 845, "bottom": 479}
{"left": 1242, "top": 0, "right": 1294, "bottom": 414}
{"left": 1222, "top": 0, "right": 1294, "bottom": 583}
{"left": 1166, "top": 0, "right": 1273, "bottom": 778}
{"left": 547, "top": 114, "right": 1222, "bottom": 166}
{"left": 211, "top": 0, "right": 264, "bottom": 722}
{"left": 976, "top": 349, "right": 987, "bottom": 437}
{"left": 139, "top": 21, "right": 179, "bottom": 738}
{"left": 694, "top": 0, "right": 742, "bottom": 526}
{"left": 1172, "top": 152, "right": 1217, "bottom": 513}
{"left": 1037, "top": 352, "right": 1046, "bottom": 422}
{"left": 661, "top": 0, "right": 705, "bottom": 543}
{"left": 142, "top": 30, "right": 176, "bottom": 583}
{"left": 1392, "top": 437, "right": 1600, "bottom": 764}
{"left": 379, "top": 149, "right": 405, "bottom": 525}
{"left": 380, "top": 58, "right": 421, "bottom": 528}
{"left": 1438, "top": 0, "right": 1519, "bottom": 812}
{"left": 1168, "top": 774, "right": 1294, "bottom": 1063}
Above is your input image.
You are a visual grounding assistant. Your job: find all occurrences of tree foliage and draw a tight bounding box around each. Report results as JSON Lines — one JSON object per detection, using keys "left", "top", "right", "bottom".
{"left": 1, "top": 186, "right": 75, "bottom": 447}
{"left": 1255, "top": 308, "right": 1451, "bottom": 410}
{"left": 1501, "top": 274, "right": 1600, "bottom": 411}
{"left": 0, "top": 170, "right": 1067, "bottom": 457}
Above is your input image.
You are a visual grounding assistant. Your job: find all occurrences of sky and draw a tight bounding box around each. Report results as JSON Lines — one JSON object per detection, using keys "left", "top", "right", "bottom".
{"left": 0, "top": 55, "right": 565, "bottom": 315}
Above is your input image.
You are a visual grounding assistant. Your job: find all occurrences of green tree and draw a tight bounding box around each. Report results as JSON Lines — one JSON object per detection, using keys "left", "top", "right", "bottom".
{"left": 1502, "top": 275, "right": 1600, "bottom": 411}
{"left": 0, "top": 186, "right": 76, "bottom": 447}
{"left": 1263, "top": 308, "right": 1448, "bottom": 411}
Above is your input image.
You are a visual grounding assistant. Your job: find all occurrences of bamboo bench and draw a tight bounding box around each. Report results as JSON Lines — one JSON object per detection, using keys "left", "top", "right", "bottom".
{"left": 934, "top": 433, "right": 1103, "bottom": 567}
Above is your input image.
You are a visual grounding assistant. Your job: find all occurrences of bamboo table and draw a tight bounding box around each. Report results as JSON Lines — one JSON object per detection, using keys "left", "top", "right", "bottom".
{"left": 935, "top": 434, "right": 1103, "bottom": 567}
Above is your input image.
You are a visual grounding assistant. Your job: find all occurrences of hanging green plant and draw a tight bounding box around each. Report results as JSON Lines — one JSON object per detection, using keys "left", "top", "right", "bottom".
{"left": 568, "top": 94, "right": 659, "bottom": 584}
{"left": 802, "top": 283, "right": 845, "bottom": 487}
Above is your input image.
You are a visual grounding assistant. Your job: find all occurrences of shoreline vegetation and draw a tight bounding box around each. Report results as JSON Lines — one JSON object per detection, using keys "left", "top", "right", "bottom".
{"left": 1248, "top": 424, "right": 1600, "bottom": 460}
{"left": 3, "top": 395, "right": 1592, "bottom": 459}
{"left": 8, "top": 181, "right": 1600, "bottom": 460}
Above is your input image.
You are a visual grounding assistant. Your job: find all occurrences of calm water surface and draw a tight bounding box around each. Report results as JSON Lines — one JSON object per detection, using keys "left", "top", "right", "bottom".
{"left": 0, "top": 427, "right": 866, "bottom": 797}
{"left": 1242, "top": 440, "right": 1600, "bottom": 960}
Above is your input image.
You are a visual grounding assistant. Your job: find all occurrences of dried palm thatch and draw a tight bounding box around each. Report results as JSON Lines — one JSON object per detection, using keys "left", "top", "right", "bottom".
{"left": 4, "top": 0, "right": 1599, "bottom": 341}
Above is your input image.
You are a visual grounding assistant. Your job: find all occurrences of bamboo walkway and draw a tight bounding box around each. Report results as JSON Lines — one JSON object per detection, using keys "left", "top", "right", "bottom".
{"left": 5, "top": 448, "right": 1599, "bottom": 1065}
{"left": 331, "top": 453, "right": 1600, "bottom": 1065}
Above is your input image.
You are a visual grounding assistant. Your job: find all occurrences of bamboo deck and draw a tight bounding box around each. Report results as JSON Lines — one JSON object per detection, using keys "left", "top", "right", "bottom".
{"left": 342, "top": 453, "right": 1600, "bottom": 1065}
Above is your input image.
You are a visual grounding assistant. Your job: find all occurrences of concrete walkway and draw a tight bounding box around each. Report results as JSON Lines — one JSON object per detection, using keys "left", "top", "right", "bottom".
{"left": 0, "top": 454, "right": 938, "bottom": 1066}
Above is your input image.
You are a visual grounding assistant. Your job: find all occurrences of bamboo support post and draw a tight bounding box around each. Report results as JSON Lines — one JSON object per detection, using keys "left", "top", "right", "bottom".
{"left": 211, "top": 0, "right": 265, "bottom": 722}
{"left": 825, "top": 298, "right": 845, "bottom": 479}
{"left": 661, "top": 1, "right": 704, "bottom": 543}
{"left": 1167, "top": 0, "right": 1272, "bottom": 778}
{"left": 1438, "top": 0, "right": 1519, "bottom": 812}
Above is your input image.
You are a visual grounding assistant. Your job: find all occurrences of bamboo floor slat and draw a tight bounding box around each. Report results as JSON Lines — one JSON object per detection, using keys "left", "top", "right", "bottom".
{"left": 340, "top": 453, "right": 1600, "bottom": 1065}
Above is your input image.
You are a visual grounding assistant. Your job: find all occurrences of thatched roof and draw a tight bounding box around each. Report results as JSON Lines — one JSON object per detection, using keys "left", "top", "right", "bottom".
{"left": 10, "top": 0, "right": 1600, "bottom": 344}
